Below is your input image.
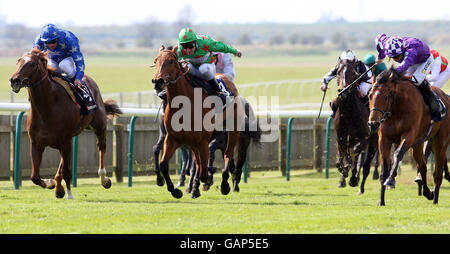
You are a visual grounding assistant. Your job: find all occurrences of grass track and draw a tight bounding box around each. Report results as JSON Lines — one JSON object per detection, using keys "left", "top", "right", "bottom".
{"left": 0, "top": 167, "right": 449, "bottom": 234}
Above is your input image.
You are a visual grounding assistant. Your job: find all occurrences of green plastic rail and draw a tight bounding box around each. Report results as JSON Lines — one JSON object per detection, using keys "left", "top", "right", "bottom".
{"left": 72, "top": 136, "right": 78, "bottom": 187}
{"left": 128, "top": 116, "right": 138, "bottom": 187}
{"left": 13, "top": 112, "right": 25, "bottom": 190}
{"left": 285, "top": 116, "right": 333, "bottom": 181}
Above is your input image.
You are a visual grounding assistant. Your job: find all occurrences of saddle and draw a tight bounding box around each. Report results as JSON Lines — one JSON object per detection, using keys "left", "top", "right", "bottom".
{"left": 49, "top": 72, "right": 97, "bottom": 115}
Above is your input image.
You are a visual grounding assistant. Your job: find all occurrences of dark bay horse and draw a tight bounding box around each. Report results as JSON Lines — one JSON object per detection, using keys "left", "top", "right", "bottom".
{"left": 152, "top": 46, "right": 245, "bottom": 199}
{"left": 368, "top": 67, "right": 450, "bottom": 206}
{"left": 334, "top": 59, "right": 379, "bottom": 194}
{"left": 9, "top": 49, "right": 122, "bottom": 199}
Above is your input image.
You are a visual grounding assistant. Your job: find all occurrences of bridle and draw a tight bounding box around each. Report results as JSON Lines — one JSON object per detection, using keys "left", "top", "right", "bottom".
{"left": 18, "top": 53, "right": 49, "bottom": 88}
{"left": 370, "top": 84, "right": 396, "bottom": 124}
{"left": 152, "top": 51, "right": 189, "bottom": 89}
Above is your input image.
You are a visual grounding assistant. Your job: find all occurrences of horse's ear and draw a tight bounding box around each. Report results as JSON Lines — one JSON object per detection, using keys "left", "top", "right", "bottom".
{"left": 159, "top": 45, "right": 165, "bottom": 52}
{"left": 172, "top": 45, "right": 178, "bottom": 55}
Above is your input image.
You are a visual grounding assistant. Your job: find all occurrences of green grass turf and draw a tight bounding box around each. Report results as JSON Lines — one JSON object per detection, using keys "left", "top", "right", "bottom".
{"left": 0, "top": 166, "right": 449, "bottom": 234}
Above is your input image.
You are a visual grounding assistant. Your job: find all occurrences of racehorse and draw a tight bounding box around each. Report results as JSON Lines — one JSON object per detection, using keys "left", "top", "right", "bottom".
{"left": 152, "top": 46, "right": 245, "bottom": 199}
{"left": 368, "top": 67, "right": 450, "bottom": 206}
{"left": 9, "top": 49, "right": 122, "bottom": 199}
{"left": 176, "top": 97, "right": 261, "bottom": 193}
{"left": 334, "top": 59, "right": 379, "bottom": 194}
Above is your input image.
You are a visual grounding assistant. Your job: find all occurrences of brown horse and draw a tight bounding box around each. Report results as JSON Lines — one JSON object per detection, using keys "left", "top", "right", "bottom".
{"left": 152, "top": 46, "right": 245, "bottom": 199}
{"left": 368, "top": 67, "right": 450, "bottom": 206}
{"left": 9, "top": 49, "right": 122, "bottom": 199}
{"left": 334, "top": 59, "right": 379, "bottom": 194}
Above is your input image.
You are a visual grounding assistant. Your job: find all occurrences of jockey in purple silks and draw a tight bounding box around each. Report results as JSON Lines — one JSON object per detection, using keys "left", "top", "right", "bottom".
{"left": 375, "top": 34, "right": 445, "bottom": 119}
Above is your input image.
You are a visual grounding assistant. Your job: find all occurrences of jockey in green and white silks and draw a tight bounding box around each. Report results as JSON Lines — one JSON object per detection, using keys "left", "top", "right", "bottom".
{"left": 176, "top": 28, "right": 242, "bottom": 104}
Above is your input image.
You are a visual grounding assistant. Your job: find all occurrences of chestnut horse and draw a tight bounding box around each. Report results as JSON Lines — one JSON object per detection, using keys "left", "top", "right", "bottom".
{"left": 334, "top": 59, "right": 379, "bottom": 194}
{"left": 368, "top": 67, "right": 450, "bottom": 206}
{"left": 152, "top": 46, "right": 245, "bottom": 199}
{"left": 9, "top": 49, "right": 122, "bottom": 199}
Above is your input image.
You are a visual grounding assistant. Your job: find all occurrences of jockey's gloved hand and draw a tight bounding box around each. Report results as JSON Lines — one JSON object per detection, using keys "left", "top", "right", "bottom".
{"left": 74, "top": 79, "right": 83, "bottom": 89}
{"left": 320, "top": 83, "right": 328, "bottom": 92}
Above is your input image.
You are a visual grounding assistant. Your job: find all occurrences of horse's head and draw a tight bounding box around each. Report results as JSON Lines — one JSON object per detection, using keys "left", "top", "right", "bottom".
{"left": 10, "top": 49, "right": 48, "bottom": 93}
{"left": 151, "top": 45, "right": 184, "bottom": 94}
{"left": 368, "top": 67, "right": 398, "bottom": 133}
{"left": 337, "top": 59, "right": 359, "bottom": 92}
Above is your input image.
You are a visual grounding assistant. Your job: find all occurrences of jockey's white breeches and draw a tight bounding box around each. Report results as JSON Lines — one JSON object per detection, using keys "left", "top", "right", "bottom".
{"left": 428, "top": 67, "right": 450, "bottom": 88}
{"left": 188, "top": 63, "right": 216, "bottom": 81}
{"left": 48, "top": 57, "right": 76, "bottom": 79}
{"left": 403, "top": 55, "right": 434, "bottom": 85}
{"left": 358, "top": 81, "right": 372, "bottom": 97}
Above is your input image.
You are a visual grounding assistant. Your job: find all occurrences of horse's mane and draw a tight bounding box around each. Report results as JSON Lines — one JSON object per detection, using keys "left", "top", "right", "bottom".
{"left": 375, "top": 66, "right": 410, "bottom": 85}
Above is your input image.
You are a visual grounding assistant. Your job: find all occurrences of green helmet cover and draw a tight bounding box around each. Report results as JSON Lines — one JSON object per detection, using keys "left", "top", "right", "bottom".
{"left": 364, "top": 54, "right": 376, "bottom": 65}
{"left": 179, "top": 28, "right": 197, "bottom": 44}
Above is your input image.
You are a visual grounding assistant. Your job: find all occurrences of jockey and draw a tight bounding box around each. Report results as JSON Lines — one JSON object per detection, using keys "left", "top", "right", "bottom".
{"left": 33, "top": 24, "right": 96, "bottom": 114}
{"left": 321, "top": 50, "right": 372, "bottom": 118}
{"left": 375, "top": 34, "right": 443, "bottom": 118}
{"left": 176, "top": 28, "right": 242, "bottom": 105}
{"left": 363, "top": 53, "right": 387, "bottom": 83}
{"left": 213, "top": 52, "right": 236, "bottom": 82}
{"left": 427, "top": 50, "right": 450, "bottom": 89}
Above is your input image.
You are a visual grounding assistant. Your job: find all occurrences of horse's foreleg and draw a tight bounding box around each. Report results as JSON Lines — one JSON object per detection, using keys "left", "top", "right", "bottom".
{"left": 60, "top": 142, "right": 74, "bottom": 199}
{"left": 384, "top": 138, "right": 412, "bottom": 188}
{"left": 30, "top": 142, "right": 53, "bottom": 189}
{"left": 349, "top": 140, "right": 367, "bottom": 187}
{"left": 154, "top": 119, "right": 166, "bottom": 187}
{"left": 359, "top": 137, "right": 377, "bottom": 195}
{"left": 160, "top": 137, "right": 182, "bottom": 199}
{"left": 378, "top": 138, "right": 392, "bottom": 206}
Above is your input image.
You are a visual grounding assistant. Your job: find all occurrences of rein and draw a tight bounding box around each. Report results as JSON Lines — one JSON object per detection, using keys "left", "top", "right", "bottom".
{"left": 370, "top": 84, "right": 396, "bottom": 123}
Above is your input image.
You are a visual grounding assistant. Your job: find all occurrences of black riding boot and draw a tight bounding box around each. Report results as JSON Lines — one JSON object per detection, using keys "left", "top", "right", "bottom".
{"left": 77, "top": 82, "right": 97, "bottom": 114}
{"left": 418, "top": 80, "right": 440, "bottom": 116}
{"left": 207, "top": 78, "right": 227, "bottom": 105}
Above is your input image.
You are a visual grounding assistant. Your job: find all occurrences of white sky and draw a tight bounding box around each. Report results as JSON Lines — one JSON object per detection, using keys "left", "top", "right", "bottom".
{"left": 1, "top": 0, "right": 449, "bottom": 27}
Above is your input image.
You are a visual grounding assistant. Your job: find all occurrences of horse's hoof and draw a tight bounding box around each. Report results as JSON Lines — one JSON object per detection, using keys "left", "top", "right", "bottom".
{"left": 102, "top": 178, "right": 112, "bottom": 189}
{"left": 202, "top": 183, "right": 210, "bottom": 191}
{"left": 233, "top": 186, "right": 240, "bottom": 192}
{"left": 426, "top": 191, "right": 435, "bottom": 201}
{"left": 55, "top": 189, "right": 65, "bottom": 199}
{"left": 185, "top": 187, "right": 192, "bottom": 194}
{"left": 414, "top": 176, "right": 423, "bottom": 184}
{"left": 191, "top": 189, "right": 201, "bottom": 199}
{"left": 372, "top": 171, "right": 379, "bottom": 180}
{"left": 177, "top": 181, "right": 185, "bottom": 187}
{"left": 156, "top": 176, "right": 165, "bottom": 187}
{"left": 338, "top": 181, "right": 346, "bottom": 188}
{"left": 358, "top": 188, "right": 364, "bottom": 195}
{"left": 349, "top": 177, "right": 358, "bottom": 187}
{"left": 378, "top": 201, "right": 385, "bottom": 206}
{"left": 383, "top": 178, "right": 396, "bottom": 189}
{"left": 171, "top": 189, "right": 183, "bottom": 199}
{"left": 221, "top": 182, "right": 231, "bottom": 195}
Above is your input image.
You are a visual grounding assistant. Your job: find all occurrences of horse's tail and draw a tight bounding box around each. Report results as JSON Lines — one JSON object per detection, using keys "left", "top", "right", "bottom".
{"left": 104, "top": 99, "right": 122, "bottom": 119}
{"left": 241, "top": 98, "right": 262, "bottom": 146}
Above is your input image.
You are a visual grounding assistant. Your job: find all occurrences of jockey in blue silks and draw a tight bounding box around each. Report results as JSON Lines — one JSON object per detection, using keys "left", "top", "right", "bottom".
{"left": 33, "top": 24, "right": 96, "bottom": 114}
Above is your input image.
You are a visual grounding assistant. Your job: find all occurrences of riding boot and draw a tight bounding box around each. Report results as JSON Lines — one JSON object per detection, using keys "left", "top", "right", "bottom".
{"left": 208, "top": 78, "right": 227, "bottom": 105}
{"left": 78, "top": 81, "right": 97, "bottom": 114}
{"left": 418, "top": 80, "right": 440, "bottom": 116}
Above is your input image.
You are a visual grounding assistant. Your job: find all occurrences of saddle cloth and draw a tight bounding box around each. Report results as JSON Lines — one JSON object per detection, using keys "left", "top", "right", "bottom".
{"left": 50, "top": 74, "right": 96, "bottom": 115}
{"left": 187, "top": 73, "right": 234, "bottom": 97}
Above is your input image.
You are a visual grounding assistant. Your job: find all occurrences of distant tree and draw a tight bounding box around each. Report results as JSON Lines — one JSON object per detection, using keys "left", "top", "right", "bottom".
{"left": 136, "top": 16, "right": 162, "bottom": 48}
{"left": 288, "top": 33, "right": 300, "bottom": 45}
{"left": 331, "top": 31, "right": 347, "bottom": 50}
{"left": 269, "top": 34, "right": 284, "bottom": 45}
{"left": 237, "top": 33, "right": 252, "bottom": 45}
{"left": 5, "top": 23, "right": 30, "bottom": 48}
